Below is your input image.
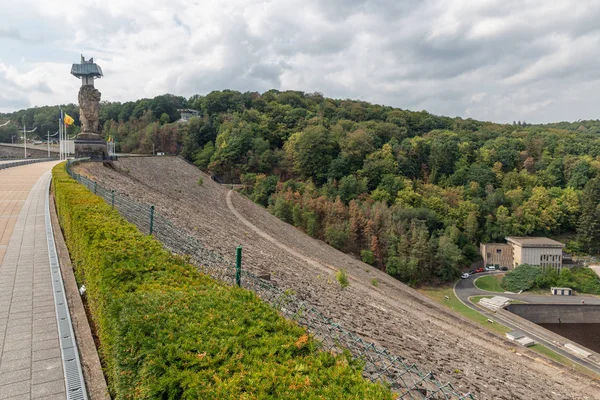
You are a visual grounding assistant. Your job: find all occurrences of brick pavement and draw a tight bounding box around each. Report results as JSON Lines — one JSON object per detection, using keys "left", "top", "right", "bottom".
{"left": 0, "top": 161, "right": 66, "bottom": 400}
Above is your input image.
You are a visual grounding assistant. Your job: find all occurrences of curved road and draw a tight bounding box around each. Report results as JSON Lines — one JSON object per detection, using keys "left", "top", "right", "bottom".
{"left": 454, "top": 272, "right": 600, "bottom": 375}
{"left": 456, "top": 272, "right": 600, "bottom": 304}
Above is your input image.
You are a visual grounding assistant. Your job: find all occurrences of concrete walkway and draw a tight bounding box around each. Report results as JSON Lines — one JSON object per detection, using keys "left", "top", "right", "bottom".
{"left": 0, "top": 161, "right": 67, "bottom": 399}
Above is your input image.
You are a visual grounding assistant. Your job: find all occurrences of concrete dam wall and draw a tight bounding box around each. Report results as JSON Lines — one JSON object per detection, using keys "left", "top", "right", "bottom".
{"left": 505, "top": 304, "right": 600, "bottom": 324}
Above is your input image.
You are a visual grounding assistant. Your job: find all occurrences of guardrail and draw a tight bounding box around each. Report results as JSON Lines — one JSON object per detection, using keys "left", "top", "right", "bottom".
{"left": 0, "top": 158, "right": 58, "bottom": 170}
{"left": 65, "top": 159, "right": 474, "bottom": 400}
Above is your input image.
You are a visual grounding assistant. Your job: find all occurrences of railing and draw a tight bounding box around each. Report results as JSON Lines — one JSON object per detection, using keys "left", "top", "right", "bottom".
{"left": 0, "top": 158, "right": 58, "bottom": 170}
{"left": 65, "top": 159, "right": 474, "bottom": 400}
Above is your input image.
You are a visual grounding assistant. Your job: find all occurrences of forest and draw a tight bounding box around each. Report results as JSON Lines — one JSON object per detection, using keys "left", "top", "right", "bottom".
{"left": 2, "top": 90, "right": 599, "bottom": 285}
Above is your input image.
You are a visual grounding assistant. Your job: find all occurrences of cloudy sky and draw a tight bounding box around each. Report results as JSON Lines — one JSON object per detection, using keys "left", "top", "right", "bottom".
{"left": 1, "top": 0, "right": 599, "bottom": 123}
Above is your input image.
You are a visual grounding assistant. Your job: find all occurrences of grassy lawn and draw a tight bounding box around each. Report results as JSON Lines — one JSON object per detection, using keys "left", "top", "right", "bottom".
{"left": 474, "top": 274, "right": 505, "bottom": 292}
{"left": 418, "top": 285, "right": 511, "bottom": 335}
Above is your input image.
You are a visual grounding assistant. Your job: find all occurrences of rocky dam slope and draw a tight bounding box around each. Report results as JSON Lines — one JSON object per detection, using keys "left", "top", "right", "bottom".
{"left": 73, "top": 157, "right": 600, "bottom": 400}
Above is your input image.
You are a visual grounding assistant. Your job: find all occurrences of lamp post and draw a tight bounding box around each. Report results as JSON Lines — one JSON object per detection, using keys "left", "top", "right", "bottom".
{"left": 48, "top": 130, "right": 58, "bottom": 158}
{"left": 23, "top": 125, "right": 37, "bottom": 158}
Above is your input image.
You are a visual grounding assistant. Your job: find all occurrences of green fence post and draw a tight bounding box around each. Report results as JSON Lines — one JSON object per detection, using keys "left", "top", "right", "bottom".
{"left": 111, "top": 190, "right": 115, "bottom": 208}
{"left": 235, "top": 246, "right": 242, "bottom": 287}
{"left": 94, "top": 181, "right": 97, "bottom": 194}
{"left": 149, "top": 205, "right": 155, "bottom": 235}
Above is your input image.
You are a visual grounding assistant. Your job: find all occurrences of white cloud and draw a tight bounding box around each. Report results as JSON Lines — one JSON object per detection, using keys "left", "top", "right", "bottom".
{"left": 1, "top": 0, "right": 600, "bottom": 123}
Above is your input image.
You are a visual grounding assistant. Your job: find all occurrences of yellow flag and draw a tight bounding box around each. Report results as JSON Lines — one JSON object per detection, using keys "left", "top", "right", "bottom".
{"left": 64, "top": 114, "right": 75, "bottom": 125}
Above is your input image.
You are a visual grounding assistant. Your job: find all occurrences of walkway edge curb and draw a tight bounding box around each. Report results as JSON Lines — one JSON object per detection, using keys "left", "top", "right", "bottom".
{"left": 45, "top": 176, "right": 88, "bottom": 399}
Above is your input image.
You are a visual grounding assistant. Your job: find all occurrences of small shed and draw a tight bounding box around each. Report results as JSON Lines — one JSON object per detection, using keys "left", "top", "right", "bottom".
{"left": 551, "top": 287, "right": 573, "bottom": 296}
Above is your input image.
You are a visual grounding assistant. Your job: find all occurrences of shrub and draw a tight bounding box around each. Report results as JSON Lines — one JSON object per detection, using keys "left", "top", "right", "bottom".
{"left": 371, "top": 279, "right": 378, "bottom": 287}
{"left": 197, "top": 176, "right": 203, "bottom": 186}
{"left": 52, "top": 163, "right": 392, "bottom": 399}
{"left": 533, "top": 267, "right": 600, "bottom": 295}
{"left": 336, "top": 269, "right": 350, "bottom": 289}
{"left": 501, "top": 264, "right": 541, "bottom": 292}
{"left": 361, "top": 250, "right": 376, "bottom": 265}
{"left": 325, "top": 222, "right": 349, "bottom": 250}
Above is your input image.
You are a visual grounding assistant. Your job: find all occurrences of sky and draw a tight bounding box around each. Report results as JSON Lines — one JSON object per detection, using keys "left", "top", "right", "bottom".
{"left": 1, "top": 0, "right": 600, "bottom": 123}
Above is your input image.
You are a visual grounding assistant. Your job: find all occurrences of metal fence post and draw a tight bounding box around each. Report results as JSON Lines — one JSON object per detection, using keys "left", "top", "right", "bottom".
{"left": 111, "top": 190, "right": 115, "bottom": 209}
{"left": 149, "top": 205, "right": 155, "bottom": 235}
{"left": 236, "top": 246, "right": 242, "bottom": 287}
{"left": 94, "top": 181, "right": 97, "bottom": 194}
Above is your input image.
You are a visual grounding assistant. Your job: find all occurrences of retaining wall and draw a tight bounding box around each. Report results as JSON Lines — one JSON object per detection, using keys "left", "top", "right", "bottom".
{"left": 505, "top": 304, "right": 600, "bottom": 324}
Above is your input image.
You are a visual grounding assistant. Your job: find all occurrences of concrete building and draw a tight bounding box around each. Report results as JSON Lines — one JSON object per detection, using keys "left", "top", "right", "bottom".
{"left": 551, "top": 287, "right": 573, "bottom": 296}
{"left": 178, "top": 109, "right": 200, "bottom": 122}
{"left": 480, "top": 237, "right": 565, "bottom": 271}
{"left": 506, "top": 237, "right": 564, "bottom": 270}
{"left": 480, "top": 243, "right": 513, "bottom": 269}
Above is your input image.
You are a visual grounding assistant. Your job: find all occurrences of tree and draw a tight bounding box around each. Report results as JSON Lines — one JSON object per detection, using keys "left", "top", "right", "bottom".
{"left": 577, "top": 178, "right": 600, "bottom": 254}
{"left": 359, "top": 143, "right": 398, "bottom": 190}
{"left": 159, "top": 113, "right": 170, "bottom": 125}
{"left": 285, "top": 125, "right": 338, "bottom": 183}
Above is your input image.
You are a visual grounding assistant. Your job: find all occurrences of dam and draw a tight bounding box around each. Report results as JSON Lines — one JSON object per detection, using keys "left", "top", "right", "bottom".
{"left": 506, "top": 304, "right": 600, "bottom": 353}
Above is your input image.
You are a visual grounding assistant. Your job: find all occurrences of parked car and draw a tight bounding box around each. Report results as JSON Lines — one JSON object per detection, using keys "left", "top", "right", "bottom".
{"left": 461, "top": 273, "right": 470, "bottom": 279}
{"left": 500, "top": 266, "right": 508, "bottom": 271}
{"left": 485, "top": 265, "right": 497, "bottom": 272}
{"left": 468, "top": 269, "right": 476, "bottom": 275}
{"left": 475, "top": 268, "right": 484, "bottom": 273}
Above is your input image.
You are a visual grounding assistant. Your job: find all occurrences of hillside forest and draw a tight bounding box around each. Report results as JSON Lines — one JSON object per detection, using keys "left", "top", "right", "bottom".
{"left": 2, "top": 90, "right": 600, "bottom": 285}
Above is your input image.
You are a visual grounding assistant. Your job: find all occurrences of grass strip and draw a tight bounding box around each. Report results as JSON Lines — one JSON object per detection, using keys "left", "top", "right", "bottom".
{"left": 52, "top": 163, "right": 393, "bottom": 399}
{"left": 420, "top": 285, "right": 599, "bottom": 380}
{"left": 473, "top": 275, "right": 504, "bottom": 292}
{"left": 418, "top": 285, "right": 511, "bottom": 335}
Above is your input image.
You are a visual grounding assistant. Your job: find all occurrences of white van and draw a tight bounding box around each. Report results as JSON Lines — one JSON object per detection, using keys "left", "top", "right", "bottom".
{"left": 485, "top": 265, "right": 496, "bottom": 272}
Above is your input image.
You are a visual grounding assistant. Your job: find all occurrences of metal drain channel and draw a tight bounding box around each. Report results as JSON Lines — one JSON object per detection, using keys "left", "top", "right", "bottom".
{"left": 45, "top": 177, "right": 88, "bottom": 400}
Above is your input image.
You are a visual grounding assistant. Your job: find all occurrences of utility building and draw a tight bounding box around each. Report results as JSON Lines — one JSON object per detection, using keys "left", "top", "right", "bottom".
{"left": 480, "top": 237, "right": 565, "bottom": 271}
{"left": 480, "top": 243, "right": 513, "bottom": 269}
{"left": 506, "top": 237, "right": 564, "bottom": 270}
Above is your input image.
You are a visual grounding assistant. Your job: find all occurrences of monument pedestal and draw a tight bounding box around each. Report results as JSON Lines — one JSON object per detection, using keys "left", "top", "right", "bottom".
{"left": 75, "top": 133, "right": 107, "bottom": 160}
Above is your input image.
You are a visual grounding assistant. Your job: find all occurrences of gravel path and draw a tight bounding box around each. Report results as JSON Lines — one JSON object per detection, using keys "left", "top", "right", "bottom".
{"left": 74, "top": 157, "right": 600, "bottom": 400}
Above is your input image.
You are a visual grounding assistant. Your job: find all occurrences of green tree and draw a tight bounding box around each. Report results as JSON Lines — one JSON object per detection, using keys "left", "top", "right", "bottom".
{"left": 285, "top": 125, "right": 338, "bottom": 183}
{"left": 577, "top": 178, "right": 600, "bottom": 254}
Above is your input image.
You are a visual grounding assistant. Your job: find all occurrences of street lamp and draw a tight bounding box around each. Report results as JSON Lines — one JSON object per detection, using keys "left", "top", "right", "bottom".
{"left": 47, "top": 130, "right": 58, "bottom": 158}
{"left": 23, "top": 125, "right": 37, "bottom": 158}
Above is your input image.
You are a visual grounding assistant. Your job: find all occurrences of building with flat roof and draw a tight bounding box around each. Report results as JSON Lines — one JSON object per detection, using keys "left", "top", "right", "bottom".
{"left": 480, "top": 243, "right": 513, "bottom": 269}
{"left": 506, "top": 237, "right": 564, "bottom": 270}
{"left": 178, "top": 109, "right": 199, "bottom": 122}
{"left": 480, "top": 237, "right": 565, "bottom": 271}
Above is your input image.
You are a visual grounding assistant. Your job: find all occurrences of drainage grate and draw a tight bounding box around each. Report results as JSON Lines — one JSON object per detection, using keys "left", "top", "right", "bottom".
{"left": 45, "top": 177, "right": 88, "bottom": 400}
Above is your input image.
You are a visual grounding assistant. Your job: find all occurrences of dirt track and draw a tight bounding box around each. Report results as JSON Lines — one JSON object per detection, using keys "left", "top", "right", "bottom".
{"left": 74, "top": 157, "right": 600, "bottom": 400}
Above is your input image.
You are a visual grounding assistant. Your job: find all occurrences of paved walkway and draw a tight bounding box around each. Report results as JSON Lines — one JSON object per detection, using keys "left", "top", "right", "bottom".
{"left": 0, "top": 161, "right": 67, "bottom": 400}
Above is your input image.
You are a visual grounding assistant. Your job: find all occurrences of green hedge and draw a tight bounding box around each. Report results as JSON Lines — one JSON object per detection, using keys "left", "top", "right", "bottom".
{"left": 501, "top": 265, "right": 541, "bottom": 292}
{"left": 52, "top": 163, "right": 392, "bottom": 399}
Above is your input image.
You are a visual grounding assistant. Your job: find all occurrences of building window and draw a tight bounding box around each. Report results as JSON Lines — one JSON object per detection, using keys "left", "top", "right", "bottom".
{"left": 487, "top": 253, "right": 491, "bottom": 259}
{"left": 496, "top": 249, "right": 502, "bottom": 254}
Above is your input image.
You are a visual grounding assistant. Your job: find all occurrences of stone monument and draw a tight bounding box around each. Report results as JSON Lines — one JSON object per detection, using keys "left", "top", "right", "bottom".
{"left": 71, "top": 56, "right": 106, "bottom": 159}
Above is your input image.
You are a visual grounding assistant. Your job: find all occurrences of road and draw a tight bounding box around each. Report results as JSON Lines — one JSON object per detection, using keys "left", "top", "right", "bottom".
{"left": 456, "top": 272, "right": 600, "bottom": 304}
{"left": 454, "top": 272, "right": 600, "bottom": 375}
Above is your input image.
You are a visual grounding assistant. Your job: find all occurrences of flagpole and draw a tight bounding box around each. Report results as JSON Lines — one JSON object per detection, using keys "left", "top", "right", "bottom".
{"left": 64, "top": 119, "right": 68, "bottom": 158}
{"left": 58, "top": 112, "right": 61, "bottom": 161}
{"left": 60, "top": 109, "right": 64, "bottom": 160}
